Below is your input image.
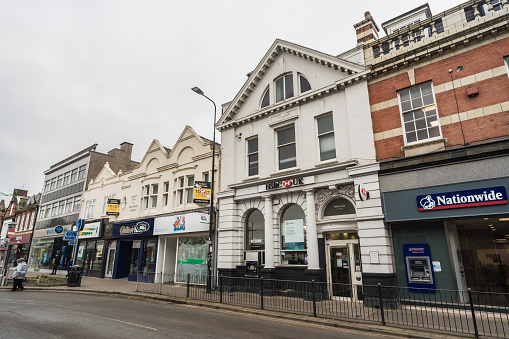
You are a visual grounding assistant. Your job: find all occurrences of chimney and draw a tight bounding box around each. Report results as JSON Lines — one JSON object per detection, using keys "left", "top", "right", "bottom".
{"left": 353, "top": 11, "right": 379, "bottom": 44}
{"left": 120, "top": 142, "right": 133, "bottom": 159}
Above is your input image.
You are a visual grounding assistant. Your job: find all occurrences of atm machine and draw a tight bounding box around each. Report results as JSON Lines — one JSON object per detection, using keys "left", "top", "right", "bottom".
{"left": 403, "top": 244, "right": 436, "bottom": 292}
{"left": 245, "top": 251, "right": 261, "bottom": 277}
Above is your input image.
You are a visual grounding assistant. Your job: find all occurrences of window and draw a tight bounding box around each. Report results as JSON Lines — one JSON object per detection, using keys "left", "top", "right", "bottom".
{"left": 299, "top": 75, "right": 311, "bottom": 93}
{"left": 280, "top": 204, "right": 307, "bottom": 265}
{"left": 176, "top": 177, "right": 184, "bottom": 205}
{"left": 317, "top": 114, "right": 336, "bottom": 161}
{"left": 247, "top": 137, "right": 259, "bottom": 176}
{"left": 277, "top": 126, "right": 296, "bottom": 170}
{"left": 57, "top": 175, "right": 64, "bottom": 188}
{"left": 151, "top": 184, "right": 158, "bottom": 208}
{"left": 65, "top": 198, "right": 73, "bottom": 213}
{"left": 44, "top": 180, "right": 50, "bottom": 192}
{"left": 323, "top": 198, "right": 356, "bottom": 217}
{"left": 261, "top": 88, "right": 270, "bottom": 108}
{"left": 64, "top": 171, "right": 71, "bottom": 185}
{"left": 84, "top": 199, "right": 95, "bottom": 218}
{"left": 142, "top": 185, "right": 149, "bottom": 210}
{"left": 382, "top": 42, "right": 390, "bottom": 54}
{"left": 398, "top": 82, "right": 441, "bottom": 144}
{"left": 78, "top": 165, "right": 87, "bottom": 180}
{"left": 202, "top": 172, "right": 209, "bottom": 183}
{"left": 51, "top": 202, "right": 58, "bottom": 216}
{"left": 245, "top": 209, "right": 264, "bottom": 250}
{"left": 163, "top": 182, "right": 169, "bottom": 206}
{"left": 275, "top": 74, "right": 294, "bottom": 103}
{"left": 71, "top": 168, "right": 78, "bottom": 182}
{"left": 505, "top": 57, "right": 509, "bottom": 78}
{"left": 50, "top": 178, "right": 57, "bottom": 190}
{"left": 434, "top": 20, "right": 444, "bottom": 35}
{"left": 186, "top": 176, "right": 194, "bottom": 204}
{"left": 39, "top": 206, "right": 46, "bottom": 219}
{"left": 102, "top": 194, "right": 116, "bottom": 215}
{"left": 44, "top": 205, "right": 50, "bottom": 218}
{"left": 58, "top": 200, "right": 65, "bottom": 214}
{"left": 373, "top": 45, "right": 380, "bottom": 58}
{"left": 492, "top": 0, "right": 503, "bottom": 11}
{"left": 465, "top": 4, "right": 486, "bottom": 22}
{"left": 74, "top": 196, "right": 82, "bottom": 212}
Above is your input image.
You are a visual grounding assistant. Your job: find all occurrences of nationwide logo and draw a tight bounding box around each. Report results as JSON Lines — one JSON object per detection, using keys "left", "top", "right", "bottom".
{"left": 266, "top": 178, "right": 303, "bottom": 190}
{"left": 416, "top": 186, "right": 508, "bottom": 211}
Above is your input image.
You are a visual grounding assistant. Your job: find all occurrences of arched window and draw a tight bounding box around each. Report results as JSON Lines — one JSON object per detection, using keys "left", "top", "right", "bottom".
{"left": 280, "top": 204, "right": 307, "bottom": 265}
{"left": 261, "top": 88, "right": 270, "bottom": 108}
{"left": 323, "top": 198, "right": 355, "bottom": 217}
{"left": 300, "top": 75, "right": 311, "bottom": 93}
{"left": 245, "top": 209, "right": 264, "bottom": 250}
{"left": 275, "top": 74, "right": 294, "bottom": 103}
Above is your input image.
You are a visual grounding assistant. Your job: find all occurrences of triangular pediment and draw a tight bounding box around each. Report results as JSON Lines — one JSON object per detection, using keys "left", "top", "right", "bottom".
{"left": 166, "top": 125, "right": 209, "bottom": 161}
{"left": 217, "top": 39, "right": 367, "bottom": 127}
{"left": 137, "top": 139, "right": 168, "bottom": 168}
{"left": 93, "top": 163, "right": 116, "bottom": 183}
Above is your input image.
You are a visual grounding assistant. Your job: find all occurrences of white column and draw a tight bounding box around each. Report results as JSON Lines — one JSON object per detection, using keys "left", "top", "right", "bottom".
{"left": 263, "top": 195, "right": 274, "bottom": 268}
{"left": 305, "top": 190, "right": 320, "bottom": 270}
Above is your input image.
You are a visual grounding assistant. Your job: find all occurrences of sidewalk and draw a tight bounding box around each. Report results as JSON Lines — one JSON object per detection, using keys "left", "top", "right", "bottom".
{"left": 0, "top": 275, "right": 468, "bottom": 339}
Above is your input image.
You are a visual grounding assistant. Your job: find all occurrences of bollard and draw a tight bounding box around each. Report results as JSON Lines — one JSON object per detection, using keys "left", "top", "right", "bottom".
{"left": 219, "top": 275, "right": 223, "bottom": 304}
{"left": 378, "top": 283, "right": 386, "bottom": 325}
{"left": 467, "top": 288, "right": 479, "bottom": 339}
{"left": 186, "top": 273, "right": 190, "bottom": 299}
{"left": 159, "top": 273, "right": 162, "bottom": 295}
{"left": 312, "top": 280, "right": 317, "bottom": 317}
{"left": 260, "top": 277, "right": 264, "bottom": 310}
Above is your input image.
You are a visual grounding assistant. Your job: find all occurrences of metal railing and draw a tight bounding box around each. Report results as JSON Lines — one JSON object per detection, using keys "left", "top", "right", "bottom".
{"left": 137, "top": 273, "right": 509, "bottom": 338}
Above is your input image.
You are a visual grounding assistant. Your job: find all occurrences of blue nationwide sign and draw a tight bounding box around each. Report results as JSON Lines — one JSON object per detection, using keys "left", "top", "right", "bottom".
{"left": 417, "top": 186, "right": 508, "bottom": 212}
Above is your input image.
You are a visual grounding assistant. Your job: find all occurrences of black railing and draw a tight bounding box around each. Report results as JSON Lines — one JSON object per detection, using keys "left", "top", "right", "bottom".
{"left": 137, "top": 273, "right": 509, "bottom": 338}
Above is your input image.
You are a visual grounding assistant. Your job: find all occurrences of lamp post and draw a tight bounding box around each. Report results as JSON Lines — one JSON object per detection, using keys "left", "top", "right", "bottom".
{"left": 191, "top": 86, "right": 216, "bottom": 293}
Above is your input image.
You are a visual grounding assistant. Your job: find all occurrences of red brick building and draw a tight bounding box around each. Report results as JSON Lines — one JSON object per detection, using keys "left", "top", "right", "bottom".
{"left": 355, "top": 1, "right": 509, "bottom": 293}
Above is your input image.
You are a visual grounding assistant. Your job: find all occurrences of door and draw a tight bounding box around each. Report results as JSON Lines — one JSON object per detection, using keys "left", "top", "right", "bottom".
{"left": 329, "top": 246, "right": 351, "bottom": 298}
{"left": 83, "top": 249, "right": 94, "bottom": 276}
{"left": 105, "top": 248, "right": 116, "bottom": 278}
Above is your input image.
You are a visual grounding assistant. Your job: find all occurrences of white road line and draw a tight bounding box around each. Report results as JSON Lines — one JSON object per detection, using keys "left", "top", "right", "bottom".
{"left": 106, "top": 318, "right": 158, "bottom": 331}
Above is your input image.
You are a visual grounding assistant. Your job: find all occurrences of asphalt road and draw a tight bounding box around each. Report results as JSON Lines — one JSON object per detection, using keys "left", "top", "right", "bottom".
{"left": 0, "top": 290, "right": 399, "bottom": 339}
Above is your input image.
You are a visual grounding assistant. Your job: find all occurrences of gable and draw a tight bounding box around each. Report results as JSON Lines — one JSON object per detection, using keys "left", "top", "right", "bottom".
{"left": 93, "top": 163, "right": 116, "bottom": 183}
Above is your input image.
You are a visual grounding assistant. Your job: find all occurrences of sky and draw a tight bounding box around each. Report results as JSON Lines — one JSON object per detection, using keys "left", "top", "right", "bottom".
{"left": 0, "top": 0, "right": 461, "bottom": 197}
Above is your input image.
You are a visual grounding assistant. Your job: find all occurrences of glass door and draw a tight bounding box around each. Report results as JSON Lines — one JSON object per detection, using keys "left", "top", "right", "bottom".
{"left": 105, "top": 248, "right": 116, "bottom": 278}
{"left": 329, "top": 246, "right": 351, "bottom": 298}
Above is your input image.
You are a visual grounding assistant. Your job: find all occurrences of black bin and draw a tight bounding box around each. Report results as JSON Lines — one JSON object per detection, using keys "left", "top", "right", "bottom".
{"left": 67, "top": 266, "right": 83, "bottom": 287}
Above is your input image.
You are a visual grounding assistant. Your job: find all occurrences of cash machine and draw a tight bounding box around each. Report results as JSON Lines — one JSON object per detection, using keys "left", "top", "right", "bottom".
{"left": 403, "top": 243, "right": 436, "bottom": 292}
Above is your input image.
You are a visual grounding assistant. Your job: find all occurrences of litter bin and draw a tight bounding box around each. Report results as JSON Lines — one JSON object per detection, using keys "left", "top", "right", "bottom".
{"left": 67, "top": 266, "right": 83, "bottom": 287}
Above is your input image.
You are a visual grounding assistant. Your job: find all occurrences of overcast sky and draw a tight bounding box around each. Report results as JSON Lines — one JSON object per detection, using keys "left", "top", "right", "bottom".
{"left": 0, "top": 0, "right": 461, "bottom": 197}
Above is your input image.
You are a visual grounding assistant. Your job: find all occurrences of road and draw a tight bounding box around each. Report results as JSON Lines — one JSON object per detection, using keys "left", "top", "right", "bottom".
{"left": 0, "top": 290, "right": 399, "bottom": 338}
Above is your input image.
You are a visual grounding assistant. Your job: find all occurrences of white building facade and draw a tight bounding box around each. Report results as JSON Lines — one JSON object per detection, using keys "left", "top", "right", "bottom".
{"left": 216, "top": 40, "right": 392, "bottom": 296}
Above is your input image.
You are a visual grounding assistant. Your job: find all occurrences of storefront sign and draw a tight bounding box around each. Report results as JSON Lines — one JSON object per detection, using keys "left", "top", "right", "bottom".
{"left": 9, "top": 234, "right": 31, "bottom": 245}
{"left": 266, "top": 178, "right": 304, "bottom": 190}
{"left": 283, "top": 219, "right": 305, "bottom": 250}
{"left": 417, "top": 186, "right": 508, "bottom": 212}
{"left": 154, "top": 213, "right": 208, "bottom": 235}
{"left": 78, "top": 221, "right": 102, "bottom": 239}
{"left": 33, "top": 225, "right": 73, "bottom": 239}
{"left": 55, "top": 226, "right": 63, "bottom": 233}
{"left": 193, "top": 181, "right": 211, "bottom": 204}
{"left": 106, "top": 199, "right": 121, "bottom": 215}
{"left": 112, "top": 218, "right": 154, "bottom": 238}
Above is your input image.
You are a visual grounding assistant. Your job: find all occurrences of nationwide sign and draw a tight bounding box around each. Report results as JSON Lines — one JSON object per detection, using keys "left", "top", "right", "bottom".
{"left": 266, "top": 178, "right": 303, "bottom": 190}
{"left": 417, "top": 186, "right": 508, "bottom": 211}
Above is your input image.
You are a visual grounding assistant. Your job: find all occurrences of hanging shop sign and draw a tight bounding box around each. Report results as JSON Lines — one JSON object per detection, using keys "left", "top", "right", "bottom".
{"left": 193, "top": 181, "right": 211, "bottom": 204}
{"left": 154, "top": 213, "right": 209, "bottom": 235}
{"left": 358, "top": 184, "right": 370, "bottom": 201}
{"left": 112, "top": 218, "right": 154, "bottom": 238}
{"left": 417, "top": 186, "right": 508, "bottom": 212}
{"left": 78, "top": 221, "right": 101, "bottom": 239}
{"left": 106, "top": 199, "right": 121, "bottom": 216}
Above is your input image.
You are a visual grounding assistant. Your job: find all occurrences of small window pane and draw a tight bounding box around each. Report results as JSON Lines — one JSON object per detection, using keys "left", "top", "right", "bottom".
{"left": 279, "top": 144, "right": 296, "bottom": 169}
{"left": 411, "top": 97, "right": 423, "bottom": 108}
{"left": 415, "top": 118, "right": 427, "bottom": 130}
{"left": 406, "top": 131, "right": 417, "bottom": 143}
{"left": 429, "top": 127, "right": 440, "bottom": 138}
{"left": 187, "top": 176, "right": 194, "bottom": 187}
{"left": 414, "top": 109, "right": 425, "bottom": 120}
{"left": 422, "top": 94, "right": 434, "bottom": 106}
{"left": 248, "top": 154, "right": 258, "bottom": 176}
{"left": 417, "top": 129, "right": 428, "bottom": 140}
{"left": 152, "top": 185, "right": 158, "bottom": 195}
{"left": 405, "top": 121, "right": 415, "bottom": 132}
{"left": 151, "top": 196, "right": 157, "bottom": 208}
{"left": 317, "top": 115, "right": 333, "bottom": 134}
{"left": 261, "top": 89, "right": 270, "bottom": 108}
{"left": 319, "top": 133, "right": 336, "bottom": 161}
{"left": 300, "top": 75, "right": 311, "bottom": 93}
{"left": 403, "top": 112, "right": 414, "bottom": 122}
{"left": 400, "top": 90, "right": 410, "bottom": 102}
{"left": 275, "top": 77, "right": 284, "bottom": 102}
{"left": 277, "top": 127, "right": 295, "bottom": 146}
{"left": 410, "top": 87, "right": 421, "bottom": 99}
{"left": 248, "top": 138, "right": 258, "bottom": 154}
{"left": 285, "top": 74, "right": 294, "bottom": 99}
{"left": 401, "top": 101, "right": 412, "bottom": 112}
{"left": 421, "top": 83, "right": 432, "bottom": 95}
{"left": 186, "top": 188, "right": 193, "bottom": 203}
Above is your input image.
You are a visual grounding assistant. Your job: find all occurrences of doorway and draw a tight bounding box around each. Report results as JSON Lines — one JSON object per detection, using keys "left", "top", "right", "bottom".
{"left": 326, "top": 240, "right": 362, "bottom": 300}
{"left": 105, "top": 247, "right": 116, "bottom": 278}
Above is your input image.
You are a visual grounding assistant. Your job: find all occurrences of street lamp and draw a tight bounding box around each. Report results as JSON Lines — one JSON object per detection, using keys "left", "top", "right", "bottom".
{"left": 191, "top": 86, "right": 216, "bottom": 293}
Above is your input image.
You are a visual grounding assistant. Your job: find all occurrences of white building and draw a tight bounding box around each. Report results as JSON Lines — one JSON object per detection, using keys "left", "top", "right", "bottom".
{"left": 216, "top": 39, "right": 391, "bottom": 297}
{"left": 78, "top": 126, "right": 219, "bottom": 281}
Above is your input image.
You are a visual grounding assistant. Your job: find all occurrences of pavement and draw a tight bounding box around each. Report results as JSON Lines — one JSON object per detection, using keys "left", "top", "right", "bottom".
{"left": 0, "top": 272, "right": 471, "bottom": 339}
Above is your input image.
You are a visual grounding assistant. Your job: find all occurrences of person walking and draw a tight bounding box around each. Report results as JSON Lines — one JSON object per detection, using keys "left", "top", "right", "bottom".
{"left": 66, "top": 258, "right": 73, "bottom": 278}
{"left": 11, "top": 258, "right": 27, "bottom": 291}
{"left": 51, "top": 253, "right": 60, "bottom": 275}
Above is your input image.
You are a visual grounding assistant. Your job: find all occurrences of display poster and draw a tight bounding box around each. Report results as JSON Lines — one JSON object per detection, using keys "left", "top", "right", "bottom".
{"left": 193, "top": 181, "right": 211, "bottom": 204}
{"left": 154, "top": 213, "right": 209, "bottom": 235}
{"left": 77, "top": 246, "right": 84, "bottom": 260}
{"left": 283, "top": 219, "right": 305, "bottom": 250}
{"left": 106, "top": 199, "right": 121, "bottom": 216}
{"left": 78, "top": 221, "right": 101, "bottom": 239}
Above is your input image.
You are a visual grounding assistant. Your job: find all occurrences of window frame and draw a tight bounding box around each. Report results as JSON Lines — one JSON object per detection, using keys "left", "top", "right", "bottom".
{"left": 260, "top": 87, "right": 270, "bottom": 108}
{"left": 247, "top": 137, "right": 259, "bottom": 177}
{"left": 102, "top": 194, "right": 116, "bottom": 216}
{"left": 275, "top": 73, "right": 294, "bottom": 103}
{"left": 276, "top": 125, "right": 297, "bottom": 171}
{"left": 316, "top": 113, "right": 336, "bottom": 162}
{"left": 84, "top": 199, "right": 96, "bottom": 219}
{"left": 185, "top": 176, "right": 194, "bottom": 204}
{"left": 397, "top": 82, "right": 442, "bottom": 145}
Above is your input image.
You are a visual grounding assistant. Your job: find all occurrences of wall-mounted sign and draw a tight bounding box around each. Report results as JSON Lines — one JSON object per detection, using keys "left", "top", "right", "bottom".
{"left": 358, "top": 184, "right": 369, "bottom": 201}
{"left": 78, "top": 221, "right": 101, "bottom": 239}
{"left": 112, "top": 218, "right": 154, "bottom": 238}
{"left": 154, "top": 213, "right": 209, "bottom": 235}
{"left": 193, "top": 181, "right": 211, "bottom": 204}
{"left": 55, "top": 226, "right": 63, "bottom": 233}
{"left": 417, "top": 186, "right": 508, "bottom": 212}
{"left": 266, "top": 178, "right": 303, "bottom": 190}
{"left": 106, "top": 199, "right": 121, "bottom": 216}
{"left": 9, "top": 234, "right": 31, "bottom": 245}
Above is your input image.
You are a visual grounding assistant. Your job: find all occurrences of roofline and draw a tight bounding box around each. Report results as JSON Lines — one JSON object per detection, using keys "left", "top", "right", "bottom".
{"left": 44, "top": 144, "right": 97, "bottom": 175}
{"left": 381, "top": 3, "right": 431, "bottom": 33}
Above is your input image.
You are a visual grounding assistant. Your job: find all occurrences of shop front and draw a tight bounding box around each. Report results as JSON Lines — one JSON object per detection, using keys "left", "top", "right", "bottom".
{"left": 154, "top": 212, "right": 209, "bottom": 283}
{"left": 76, "top": 220, "right": 108, "bottom": 278}
{"left": 29, "top": 226, "right": 74, "bottom": 273}
{"left": 7, "top": 234, "right": 32, "bottom": 269}
{"left": 111, "top": 218, "right": 157, "bottom": 282}
{"left": 383, "top": 176, "right": 509, "bottom": 295}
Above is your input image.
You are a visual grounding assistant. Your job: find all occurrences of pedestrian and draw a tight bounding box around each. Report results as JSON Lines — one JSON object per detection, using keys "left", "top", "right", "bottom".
{"left": 51, "top": 253, "right": 60, "bottom": 275}
{"left": 66, "top": 258, "right": 74, "bottom": 278}
{"left": 11, "top": 258, "right": 27, "bottom": 292}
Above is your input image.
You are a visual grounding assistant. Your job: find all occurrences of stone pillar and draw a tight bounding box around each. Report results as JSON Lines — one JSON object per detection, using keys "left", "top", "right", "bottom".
{"left": 304, "top": 190, "right": 320, "bottom": 270}
{"left": 263, "top": 195, "right": 274, "bottom": 268}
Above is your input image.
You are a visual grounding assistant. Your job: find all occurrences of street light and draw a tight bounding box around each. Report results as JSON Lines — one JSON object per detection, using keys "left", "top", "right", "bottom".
{"left": 191, "top": 86, "right": 216, "bottom": 293}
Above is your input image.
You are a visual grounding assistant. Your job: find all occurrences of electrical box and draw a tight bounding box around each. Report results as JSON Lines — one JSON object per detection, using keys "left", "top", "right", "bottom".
{"left": 403, "top": 244, "right": 436, "bottom": 292}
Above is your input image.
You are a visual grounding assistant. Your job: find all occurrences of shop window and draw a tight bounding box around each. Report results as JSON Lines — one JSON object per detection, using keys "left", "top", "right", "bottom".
{"left": 141, "top": 239, "right": 156, "bottom": 274}
{"left": 245, "top": 209, "right": 264, "bottom": 251}
{"left": 317, "top": 114, "right": 336, "bottom": 161}
{"left": 398, "top": 82, "right": 441, "bottom": 144}
{"left": 280, "top": 204, "right": 307, "bottom": 265}
{"left": 130, "top": 240, "right": 141, "bottom": 275}
{"left": 176, "top": 236, "right": 208, "bottom": 283}
{"left": 247, "top": 137, "right": 259, "bottom": 176}
{"left": 277, "top": 125, "right": 297, "bottom": 170}
{"left": 323, "top": 198, "right": 355, "bottom": 217}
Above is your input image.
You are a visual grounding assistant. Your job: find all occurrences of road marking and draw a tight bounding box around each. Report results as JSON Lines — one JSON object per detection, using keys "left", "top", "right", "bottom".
{"left": 106, "top": 317, "right": 158, "bottom": 331}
